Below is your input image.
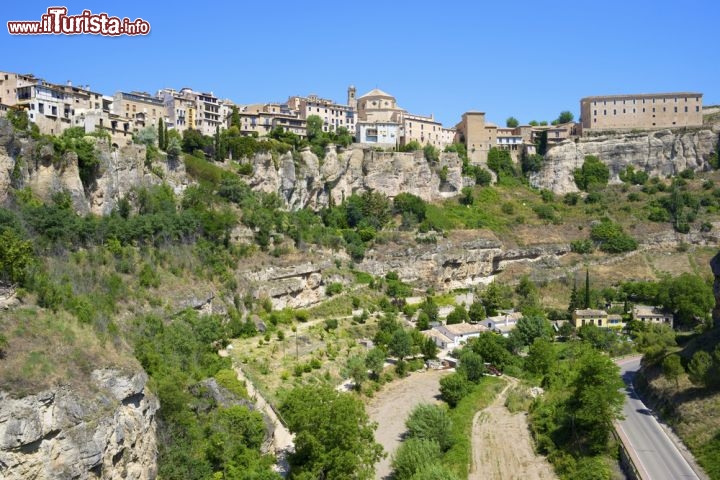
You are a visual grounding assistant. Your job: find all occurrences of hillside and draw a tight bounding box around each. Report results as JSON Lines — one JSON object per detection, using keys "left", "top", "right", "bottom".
{"left": 1, "top": 113, "right": 719, "bottom": 478}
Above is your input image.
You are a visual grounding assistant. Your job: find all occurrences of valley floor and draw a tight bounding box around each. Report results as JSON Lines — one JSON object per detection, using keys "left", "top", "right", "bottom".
{"left": 470, "top": 377, "right": 557, "bottom": 480}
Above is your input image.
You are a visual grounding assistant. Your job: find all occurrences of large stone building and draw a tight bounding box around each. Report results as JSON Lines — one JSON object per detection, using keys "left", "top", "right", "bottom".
{"left": 287, "top": 88, "right": 357, "bottom": 134}
{"left": 356, "top": 88, "right": 454, "bottom": 149}
{"left": 236, "top": 103, "right": 306, "bottom": 138}
{"left": 112, "top": 91, "right": 166, "bottom": 133}
{"left": 580, "top": 92, "right": 703, "bottom": 131}
{"left": 0, "top": 71, "right": 39, "bottom": 107}
{"left": 454, "top": 112, "right": 496, "bottom": 164}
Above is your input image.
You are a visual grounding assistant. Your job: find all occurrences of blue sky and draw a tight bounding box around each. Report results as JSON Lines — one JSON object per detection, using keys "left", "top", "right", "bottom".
{"left": 2, "top": 0, "right": 718, "bottom": 128}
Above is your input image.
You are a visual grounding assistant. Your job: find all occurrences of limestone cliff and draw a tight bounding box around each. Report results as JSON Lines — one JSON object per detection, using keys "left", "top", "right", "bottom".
{"left": 0, "top": 118, "right": 188, "bottom": 215}
{"left": 0, "top": 369, "right": 158, "bottom": 480}
{"left": 531, "top": 126, "right": 720, "bottom": 194}
{"left": 245, "top": 145, "right": 465, "bottom": 210}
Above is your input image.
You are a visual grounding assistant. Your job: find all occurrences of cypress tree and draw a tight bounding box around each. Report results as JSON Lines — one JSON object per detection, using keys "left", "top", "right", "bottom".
{"left": 163, "top": 122, "right": 169, "bottom": 150}
{"left": 584, "top": 269, "right": 591, "bottom": 309}
{"left": 568, "top": 276, "right": 578, "bottom": 313}
{"left": 158, "top": 118, "right": 165, "bottom": 151}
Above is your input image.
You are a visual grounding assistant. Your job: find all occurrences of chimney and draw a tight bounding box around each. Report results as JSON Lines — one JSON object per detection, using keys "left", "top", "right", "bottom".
{"left": 67, "top": 80, "right": 72, "bottom": 86}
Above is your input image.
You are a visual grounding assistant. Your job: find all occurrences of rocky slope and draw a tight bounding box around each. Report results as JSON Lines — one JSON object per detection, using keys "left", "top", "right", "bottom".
{"left": 531, "top": 126, "right": 720, "bottom": 194}
{"left": 0, "top": 118, "right": 464, "bottom": 215}
{"left": 0, "top": 369, "right": 158, "bottom": 480}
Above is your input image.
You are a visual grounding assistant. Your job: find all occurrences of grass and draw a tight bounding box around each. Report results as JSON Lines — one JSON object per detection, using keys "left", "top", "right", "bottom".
{"left": 0, "top": 308, "right": 134, "bottom": 396}
{"left": 505, "top": 384, "right": 534, "bottom": 413}
{"left": 442, "top": 376, "right": 505, "bottom": 477}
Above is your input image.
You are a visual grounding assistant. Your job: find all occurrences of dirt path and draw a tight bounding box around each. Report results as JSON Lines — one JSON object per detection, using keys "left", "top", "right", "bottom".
{"left": 367, "top": 369, "right": 450, "bottom": 480}
{"left": 470, "top": 378, "right": 556, "bottom": 480}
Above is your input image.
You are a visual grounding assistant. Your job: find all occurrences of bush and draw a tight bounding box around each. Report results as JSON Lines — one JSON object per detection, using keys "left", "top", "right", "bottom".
{"left": 326, "top": 282, "right": 343, "bottom": 296}
{"left": 324, "top": 318, "right": 339, "bottom": 331}
{"left": 439, "top": 372, "right": 470, "bottom": 407}
{"left": 405, "top": 404, "right": 455, "bottom": 451}
{"left": 590, "top": 220, "right": 637, "bottom": 253}
{"left": 574, "top": 155, "right": 609, "bottom": 191}
{"left": 570, "top": 239, "right": 594, "bottom": 254}
{"left": 564, "top": 192, "right": 580, "bottom": 205}
{"left": 391, "top": 438, "right": 442, "bottom": 480}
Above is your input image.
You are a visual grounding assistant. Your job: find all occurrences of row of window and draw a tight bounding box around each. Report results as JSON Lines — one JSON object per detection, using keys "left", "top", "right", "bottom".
{"left": 593, "top": 96, "right": 700, "bottom": 106}
{"left": 593, "top": 105, "right": 699, "bottom": 116}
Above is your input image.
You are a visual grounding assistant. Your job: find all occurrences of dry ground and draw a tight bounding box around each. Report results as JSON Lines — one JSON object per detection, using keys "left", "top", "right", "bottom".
{"left": 366, "top": 369, "right": 451, "bottom": 480}
{"left": 470, "top": 378, "right": 557, "bottom": 480}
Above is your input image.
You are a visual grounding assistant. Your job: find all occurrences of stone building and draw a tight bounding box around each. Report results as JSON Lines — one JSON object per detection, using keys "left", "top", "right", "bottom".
{"left": 235, "top": 103, "right": 306, "bottom": 138}
{"left": 454, "top": 112, "right": 496, "bottom": 164}
{"left": 287, "top": 88, "right": 357, "bottom": 134}
{"left": 572, "top": 309, "right": 609, "bottom": 328}
{"left": 0, "top": 71, "right": 39, "bottom": 107}
{"left": 112, "top": 91, "right": 166, "bottom": 134}
{"left": 356, "top": 88, "right": 453, "bottom": 149}
{"left": 632, "top": 305, "right": 674, "bottom": 328}
{"left": 580, "top": 92, "right": 703, "bottom": 131}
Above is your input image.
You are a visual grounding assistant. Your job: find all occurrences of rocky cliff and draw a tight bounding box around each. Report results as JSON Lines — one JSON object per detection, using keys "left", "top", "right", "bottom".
{"left": 245, "top": 145, "right": 464, "bottom": 210}
{"left": 0, "top": 118, "right": 464, "bottom": 214}
{"left": 0, "top": 369, "right": 158, "bottom": 480}
{"left": 0, "top": 118, "right": 188, "bottom": 215}
{"left": 531, "top": 126, "right": 720, "bottom": 194}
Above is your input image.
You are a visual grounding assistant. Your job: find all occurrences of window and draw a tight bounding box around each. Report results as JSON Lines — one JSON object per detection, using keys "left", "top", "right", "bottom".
{"left": 613, "top": 109, "right": 616, "bottom": 115}
{"left": 674, "top": 107, "right": 677, "bottom": 113}
{"left": 594, "top": 109, "right": 597, "bottom": 115}
{"left": 604, "top": 109, "right": 607, "bottom": 115}
{"left": 652, "top": 107, "right": 655, "bottom": 112}
{"left": 696, "top": 106, "right": 700, "bottom": 112}
{"left": 623, "top": 109, "right": 625, "bottom": 114}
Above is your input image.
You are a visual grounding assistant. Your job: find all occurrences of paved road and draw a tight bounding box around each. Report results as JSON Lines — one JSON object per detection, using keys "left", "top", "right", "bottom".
{"left": 616, "top": 356, "right": 699, "bottom": 480}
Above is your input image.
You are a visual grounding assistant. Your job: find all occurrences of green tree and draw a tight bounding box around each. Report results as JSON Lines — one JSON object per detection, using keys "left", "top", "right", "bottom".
{"left": 446, "top": 305, "right": 469, "bottom": 325}
{"left": 158, "top": 118, "right": 165, "bottom": 151}
{"left": 409, "top": 463, "right": 461, "bottom": 480}
{"left": 657, "top": 273, "right": 714, "bottom": 327}
{"left": 306, "top": 115, "right": 324, "bottom": 140}
{"left": 481, "top": 282, "right": 514, "bottom": 316}
{"left": 509, "top": 316, "right": 552, "bottom": 348}
{"left": 439, "top": 372, "right": 470, "bottom": 407}
{"left": 280, "top": 385, "right": 383, "bottom": 479}
{"left": 347, "top": 354, "right": 368, "bottom": 390}
{"left": 506, "top": 117, "right": 519, "bottom": 128}
{"left": 585, "top": 269, "right": 591, "bottom": 309}
{"left": 389, "top": 329, "right": 412, "bottom": 361}
{"left": 391, "top": 438, "right": 442, "bottom": 480}
{"left": 0, "top": 228, "right": 35, "bottom": 285}
{"left": 458, "top": 350, "right": 485, "bottom": 383}
{"left": 459, "top": 187, "right": 474, "bottom": 206}
{"left": 0, "top": 333, "right": 7, "bottom": 359}
{"left": 394, "top": 193, "right": 427, "bottom": 223}
{"left": 662, "top": 354, "right": 684, "bottom": 388}
{"left": 405, "top": 404, "right": 454, "bottom": 451}
{"left": 590, "top": 220, "right": 638, "bottom": 253}
{"left": 468, "top": 301, "right": 486, "bottom": 323}
{"left": 420, "top": 297, "right": 439, "bottom": 323}
{"left": 687, "top": 350, "right": 713, "bottom": 387}
{"left": 231, "top": 106, "right": 241, "bottom": 128}
{"left": 421, "top": 337, "right": 438, "bottom": 359}
{"left": 487, "top": 147, "right": 515, "bottom": 178}
{"left": 567, "top": 347, "right": 625, "bottom": 453}
{"left": 365, "top": 347, "right": 386, "bottom": 380}
{"left": 525, "top": 337, "right": 557, "bottom": 376}
{"left": 574, "top": 155, "right": 609, "bottom": 191}
{"left": 557, "top": 111, "right": 574, "bottom": 124}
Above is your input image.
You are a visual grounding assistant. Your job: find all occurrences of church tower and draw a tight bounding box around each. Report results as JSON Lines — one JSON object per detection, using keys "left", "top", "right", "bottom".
{"left": 347, "top": 85, "right": 357, "bottom": 110}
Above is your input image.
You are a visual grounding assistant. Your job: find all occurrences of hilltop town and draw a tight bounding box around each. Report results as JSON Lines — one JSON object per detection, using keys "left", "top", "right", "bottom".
{"left": 0, "top": 70, "right": 712, "bottom": 166}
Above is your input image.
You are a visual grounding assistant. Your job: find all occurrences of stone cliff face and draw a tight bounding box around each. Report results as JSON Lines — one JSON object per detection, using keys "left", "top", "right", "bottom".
{"left": 1, "top": 118, "right": 463, "bottom": 214}
{"left": 0, "top": 369, "right": 158, "bottom": 480}
{"left": 531, "top": 126, "right": 720, "bottom": 194}
{"left": 0, "top": 118, "right": 188, "bottom": 215}
{"left": 246, "top": 145, "right": 465, "bottom": 210}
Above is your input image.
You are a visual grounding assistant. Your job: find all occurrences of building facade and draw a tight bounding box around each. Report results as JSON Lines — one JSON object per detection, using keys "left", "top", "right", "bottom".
{"left": 112, "top": 91, "right": 166, "bottom": 133}
{"left": 236, "top": 103, "right": 306, "bottom": 138}
{"left": 356, "top": 121, "right": 400, "bottom": 147}
{"left": 572, "top": 309, "right": 609, "bottom": 328}
{"left": 580, "top": 93, "right": 703, "bottom": 131}
{"left": 632, "top": 305, "right": 674, "bottom": 328}
{"left": 287, "top": 89, "right": 356, "bottom": 134}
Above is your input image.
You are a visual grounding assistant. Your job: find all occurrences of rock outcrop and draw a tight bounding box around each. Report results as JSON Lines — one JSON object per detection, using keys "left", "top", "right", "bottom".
{"left": 243, "top": 260, "right": 333, "bottom": 309}
{"left": 0, "top": 369, "right": 158, "bottom": 480}
{"left": 531, "top": 126, "right": 720, "bottom": 194}
{"left": 360, "top": 234, "right": 569, "bottom": 290}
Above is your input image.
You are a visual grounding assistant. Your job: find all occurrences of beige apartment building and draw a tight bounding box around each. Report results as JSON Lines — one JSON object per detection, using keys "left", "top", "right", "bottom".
{"left": 236, "top": 103, "right": 306, "bottom": 138}
{"left": 454, "top": 112, "right": 496, "bottom": 164}
{"left": 0, "top": 71, "right": 39, "bottom": 107}
{"left": 288, "top": 87, "right": 357, "bottom": 134}
{"left": 580, "top": 92, "right": 703, "bottom": 131}
{"left": 112, "top": 91, "right": 166, "bottom": 133}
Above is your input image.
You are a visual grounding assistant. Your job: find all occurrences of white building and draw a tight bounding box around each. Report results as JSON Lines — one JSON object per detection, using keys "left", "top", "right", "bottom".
{"left": 356, "top": 121, "right": 400, "bottom": 148}
{"left": 426, "top": 322, "right": 488, "bottom": 350}
{"left": 480, "top": 311, "right": 523, "bottom": 337}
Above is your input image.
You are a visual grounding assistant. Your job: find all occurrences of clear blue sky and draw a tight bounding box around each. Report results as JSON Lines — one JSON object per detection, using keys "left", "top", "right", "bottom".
{"left": 2, "top": 0, "right": 718, "bottom": 128}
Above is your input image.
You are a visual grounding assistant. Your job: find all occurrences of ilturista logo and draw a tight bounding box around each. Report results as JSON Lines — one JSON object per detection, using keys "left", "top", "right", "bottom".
{"left": 7, "top": 7, "right": 151, "bottom": 36}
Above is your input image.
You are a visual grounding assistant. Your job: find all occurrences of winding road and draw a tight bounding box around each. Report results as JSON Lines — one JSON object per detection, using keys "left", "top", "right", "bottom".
{"left": 616, "top": 356, "right": 702, "bottom": 480}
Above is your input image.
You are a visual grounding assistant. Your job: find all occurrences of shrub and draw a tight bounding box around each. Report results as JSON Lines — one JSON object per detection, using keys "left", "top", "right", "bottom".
{"left": 570, "top": 239, "right": 594, "bottom": 254}
{"left": 564, "top": 192, "right": 580, "bottom": 205}
{"left": 590, "top": 220, "right": 638, "bottom": 253}
{"left": 406, "top": 404, "right": 455, "bottom": 451}
{"left": 326, "top": 282, "right": 343, "bottom": 296}
{"left": 391, "top": 438, "right": 442, "bottom": 480}
{"left": 574, "top": 155, "right": 609, "bottom": 191}
{"left": 439, "top": 372, "right": 470, "bottom": 407}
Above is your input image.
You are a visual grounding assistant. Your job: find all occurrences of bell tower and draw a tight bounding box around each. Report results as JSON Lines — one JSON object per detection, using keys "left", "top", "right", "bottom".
{"left": 347, "top": 85, "right": 357, "bottom": 110}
